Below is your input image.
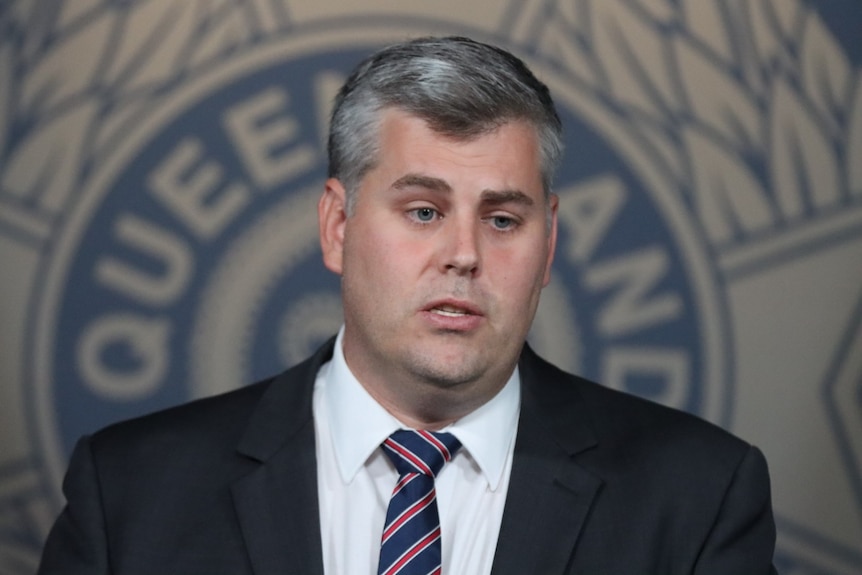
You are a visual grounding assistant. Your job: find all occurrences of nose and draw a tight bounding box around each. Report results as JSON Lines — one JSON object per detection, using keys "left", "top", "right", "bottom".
{"left": 440, "top": 215, "right": 480, "bottom": 276}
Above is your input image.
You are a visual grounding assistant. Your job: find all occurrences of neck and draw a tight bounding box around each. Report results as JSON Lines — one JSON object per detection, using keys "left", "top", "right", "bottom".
{"left": 352, "top": 366, "right": 509, "bottom": 431}
{"left": 338, "top": 330, "right": 518, "bottom": 431}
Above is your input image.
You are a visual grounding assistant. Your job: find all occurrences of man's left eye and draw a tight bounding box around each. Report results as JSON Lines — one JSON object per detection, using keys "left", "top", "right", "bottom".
{"left": 491, "top": 216, "right": 515, "bottom": 229}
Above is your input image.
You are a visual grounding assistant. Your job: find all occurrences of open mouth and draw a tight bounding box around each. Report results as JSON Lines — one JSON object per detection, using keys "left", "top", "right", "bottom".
{"left": 425, "top": 299, "right": 482, "bottom": 318}
{"left": 431, "top": 305, "right": 472, "bottom": 317}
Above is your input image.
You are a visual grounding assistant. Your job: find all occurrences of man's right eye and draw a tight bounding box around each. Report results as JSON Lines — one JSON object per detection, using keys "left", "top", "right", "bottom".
{"left": 410, "top": 207, "right": 438, "bottom": 222}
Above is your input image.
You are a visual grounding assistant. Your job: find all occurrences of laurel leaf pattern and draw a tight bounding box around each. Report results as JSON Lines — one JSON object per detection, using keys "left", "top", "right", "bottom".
{"left": 544, "top": 0, "right": 860, "bottom": 239}
{"left": 746, "top": 0, "right": 804, "bottom": 74}
{"left": 680, "top": 0, "right": 733, "bottom": 64}
{"left": 101, "top": 0, "right": 261, "bottom": 95}
{"left": 849, "top": 75, "right": 862, "bottom": 195}
{"left": 631, "top": 0, "right": 675, "bottom": 23}
{"left": 10, "top": 0, "right": 59, "bottom": 63}
{"left": 590, "top": 0, "right": 683, "bottom": 120}
{"left": 769, "top": 79, "right": 841, "bottom": 222}
{"left": 537, "top": 1, "right": 598, "bottom": 85}
{"left": 628, "top": 114, "right": 686, "bottom": 186}
{"left": 0, "top": 42, "right": 12, "bottom": 160}
{"left": 682, "top": 126, "right": 772, "bottom": 245}
{"left": 1, "top": 101, "right": 98, "bottom": 210}
{"left": 674, "top": 31, "right": 762, "bottom": 153}
{"left": 96, "top": 1, "right": 257, "bottom": 171}
{"left": 1, "top": 0, "right": 270, "bottom": 215}
{"left": 57, "top": 0, "right": 106, "bottom": 28}
{"left": 800, "top": 11, "right": 851, "bottom": 137}
{"left": 20, "top": 9, "right": 114, "bottom": 118}
{"left": 102, "top": 1, "right": 198, "bottom": 93}
{"left": 91, "top": 94, "right": 159, "bottom": 167}
{"left": 185, "top": 1, "right": 258, "bottom": 69}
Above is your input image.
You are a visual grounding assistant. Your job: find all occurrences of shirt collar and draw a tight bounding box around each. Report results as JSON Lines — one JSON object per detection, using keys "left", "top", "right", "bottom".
{"left": 324, "top": 327, "right": 521, "bottom": 490}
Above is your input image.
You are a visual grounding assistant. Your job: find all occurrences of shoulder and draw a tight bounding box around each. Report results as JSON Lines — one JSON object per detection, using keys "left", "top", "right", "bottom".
{"left": 88, "top": 376, "right": 272, "bottom": 457}
{"left": 83, "top": 338, "right": 332, "bottom": 468}
{"left": 519, "top": 344, "right": 756, "bottom": 478}
{"left": 517, "top": 350, "right": 776, "bottom": 570}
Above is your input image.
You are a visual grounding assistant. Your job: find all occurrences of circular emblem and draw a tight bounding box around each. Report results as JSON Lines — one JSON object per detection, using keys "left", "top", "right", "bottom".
{"left": 23, "top": 22, "right": 726, "bottom": 507}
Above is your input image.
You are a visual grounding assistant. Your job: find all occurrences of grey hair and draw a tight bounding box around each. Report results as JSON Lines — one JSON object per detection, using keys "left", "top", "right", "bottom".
{"left": 327, "top": 36, "right": 563, "bottom": 214}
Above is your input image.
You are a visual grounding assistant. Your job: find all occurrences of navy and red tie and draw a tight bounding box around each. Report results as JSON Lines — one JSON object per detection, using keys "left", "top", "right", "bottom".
{"left": 377, "top": 429, "right": 462, "bottom": 575}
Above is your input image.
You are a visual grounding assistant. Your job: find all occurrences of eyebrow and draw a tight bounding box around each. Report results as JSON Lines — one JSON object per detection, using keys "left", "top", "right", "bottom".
{"left": 479, "top": 189, "right": 534, "bottom": 207}
{"left": 391, "top": 174, "right": 452, "bottom": 193}
{"left": 391, "top": 173, "right": 535, "bottom": 207}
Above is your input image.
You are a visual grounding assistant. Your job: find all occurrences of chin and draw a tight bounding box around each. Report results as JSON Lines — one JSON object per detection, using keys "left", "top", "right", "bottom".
{"left": 406, "top": 352, "right": 487, "bottom": 389}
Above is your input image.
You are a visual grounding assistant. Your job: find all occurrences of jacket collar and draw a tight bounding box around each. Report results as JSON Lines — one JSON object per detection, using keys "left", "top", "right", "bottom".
{"left": 230, "top": 337, "right": 336, "bottom": 575}
{"left": 490, "top": 344, "right": 603, "bottom": 575}
{"left": 229, "top": 338, "right": 604, "bottom": 575}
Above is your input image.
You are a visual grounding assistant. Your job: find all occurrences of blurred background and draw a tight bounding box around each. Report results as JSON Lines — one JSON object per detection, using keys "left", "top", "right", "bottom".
{"left": 1, "top": 1, "right": 861, "bottom": 573}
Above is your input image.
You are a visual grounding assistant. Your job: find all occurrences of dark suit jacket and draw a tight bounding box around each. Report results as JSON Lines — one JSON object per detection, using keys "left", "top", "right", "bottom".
{"left": 38, "top": 339, "right": 777, "bottom": 574}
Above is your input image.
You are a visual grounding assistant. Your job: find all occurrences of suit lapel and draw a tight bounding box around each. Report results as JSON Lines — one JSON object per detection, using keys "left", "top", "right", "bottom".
{"left": 230, "top": 340, "right": 336, "bottom": 575}
{"left": 227, "top": 339, "right": 601, "bottom": 575}
{"left": 491, "top": 346, "right": 603, "bottom": 575}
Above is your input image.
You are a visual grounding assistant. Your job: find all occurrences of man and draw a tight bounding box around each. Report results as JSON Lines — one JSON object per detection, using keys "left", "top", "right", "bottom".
{"left": 39, "top": 36, "right": 777, "bottom": 574}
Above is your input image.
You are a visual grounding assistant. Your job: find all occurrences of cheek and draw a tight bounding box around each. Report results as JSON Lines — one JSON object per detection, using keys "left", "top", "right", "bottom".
{"left": 492, "top": 244, "right": 550, "bottom": 300}
{"left": 344, "top": 228, "right": 419, "bottom": 291}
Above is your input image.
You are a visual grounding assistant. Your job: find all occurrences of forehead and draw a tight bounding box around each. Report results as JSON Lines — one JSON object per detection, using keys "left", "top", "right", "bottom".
{"left": 371, "top": 109, "right": 543, "bottom": 186}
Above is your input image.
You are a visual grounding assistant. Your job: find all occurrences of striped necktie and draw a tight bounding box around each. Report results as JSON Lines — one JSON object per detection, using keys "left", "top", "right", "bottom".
{"left": 377, "top": 429, "right": 462, "bottom": 575}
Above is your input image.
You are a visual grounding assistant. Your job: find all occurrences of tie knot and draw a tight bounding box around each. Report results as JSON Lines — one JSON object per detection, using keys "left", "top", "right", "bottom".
{"left": 381, "top": 429, "right": 462, "bottom": 478}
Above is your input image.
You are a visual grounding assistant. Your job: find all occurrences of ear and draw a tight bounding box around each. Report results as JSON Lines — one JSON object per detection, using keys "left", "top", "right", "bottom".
{"left": 319, "top": 177, "right": 348, "bottom": 275}
{"left": 542, "top": 193, "right": 559, "bottom": 287}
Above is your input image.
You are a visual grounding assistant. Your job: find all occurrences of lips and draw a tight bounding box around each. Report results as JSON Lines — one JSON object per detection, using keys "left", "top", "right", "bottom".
{"left": 425, "top": 299, "right": 482, "bottom": 316}
{"left": 431, "top": 304, "right": 472, "bottom": 317}
{"left": 421, "top": 299, "right": 484, "bottom": 332}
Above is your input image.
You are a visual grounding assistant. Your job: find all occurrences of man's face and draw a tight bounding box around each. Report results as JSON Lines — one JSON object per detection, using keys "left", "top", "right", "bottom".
{"left": 319, "top": 109, "right": 558, "bottom": 420}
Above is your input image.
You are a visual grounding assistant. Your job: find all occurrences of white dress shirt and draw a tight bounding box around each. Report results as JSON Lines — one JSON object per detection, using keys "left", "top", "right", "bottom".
{"left": 313, "top": 328, "right": 520, "bottom": 575}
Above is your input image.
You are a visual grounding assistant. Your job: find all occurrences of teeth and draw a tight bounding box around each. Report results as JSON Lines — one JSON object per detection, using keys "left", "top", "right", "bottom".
{"left": 433, "top": 307, "right": 469, "bottom": 317}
